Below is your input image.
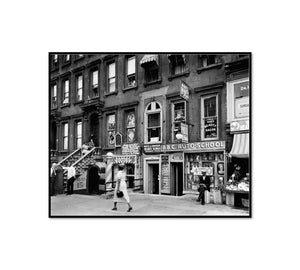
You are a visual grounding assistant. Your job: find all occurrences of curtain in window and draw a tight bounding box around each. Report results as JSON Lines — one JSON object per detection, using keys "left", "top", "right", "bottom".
{"left": 127, "top": 57, "right": 136, "bottom": 75}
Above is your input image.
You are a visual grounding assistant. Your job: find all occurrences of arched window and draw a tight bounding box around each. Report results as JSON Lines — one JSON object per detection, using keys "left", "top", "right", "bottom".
{"left": 145, "top": 101, "right": 162, "bottom": 143}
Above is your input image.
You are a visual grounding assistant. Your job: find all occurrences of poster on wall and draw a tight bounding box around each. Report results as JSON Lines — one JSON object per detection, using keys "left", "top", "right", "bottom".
{"left": 161, "top": 155, "right": 170, "bottom": 193}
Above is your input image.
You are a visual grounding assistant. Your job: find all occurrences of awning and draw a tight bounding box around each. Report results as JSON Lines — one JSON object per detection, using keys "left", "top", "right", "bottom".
{"left": 168, "top": 54, "right": 186, "bottom": 64}
{"left": 140, "top": 54, "right": 158, "bottom": 66}
{"left": 229, "top": 133, "right": 249, "bottom": 158}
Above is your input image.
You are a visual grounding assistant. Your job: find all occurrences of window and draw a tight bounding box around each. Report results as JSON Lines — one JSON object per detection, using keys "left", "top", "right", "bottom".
{"left": 64, "top": 54, "right": 70, "bottom": 63}
{"left": 107, "top": 114, "right": 116, "bottom": 146}
{"left": 63, "top": 79, "right": 69, "bottom": 104}
{"left": 172, "top": 101, "right": 186, "bottom": 141}
{"left": 126, "top": 111, "right": 136, "bottom": 143}
{"left": 126, "top": 56, "right": 136, "bottom": 87}
{"left": 144, "top": 62, "right": 159, "bottom": 83}
{"left": 201, "top": 95, "right": 218, "bottom": 140}
{"left": 51, "top": 84, "right": 57, "bottom": 108}
{"left": 76, "top": 121, "right": 82, "bottom": 149}
{"left": 233, "top": 80, "right": 249, "bottom": 119}
{"left": 76, "top": 75, "right": 83, "bottom": 101}
{"left": 169, "top": 55, "right": 187, "bottom": 75}
{"left": 199, "top": 55, "right": 217, "bottom": 67}
{"left": 145, "top": 101, "right": 162, "bottom": 143}
{"left": 63, "top": 123, "right": 69, "bottom": 150}
{"left": 54, "top": 54, "right": 58, "bottom": 63}
{"left": 91, "top": 69, "right": 99, "bottom": 97}
{"left": 108, "top": 62, "right": 116, "bottom": 93}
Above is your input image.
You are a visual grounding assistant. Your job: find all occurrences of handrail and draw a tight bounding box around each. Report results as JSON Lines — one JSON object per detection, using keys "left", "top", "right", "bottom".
{"left": 57, "top": 148, "right": 82, "bottom": 166}
{"left": 72, "top": 147, "right": 96, "bottom": 167}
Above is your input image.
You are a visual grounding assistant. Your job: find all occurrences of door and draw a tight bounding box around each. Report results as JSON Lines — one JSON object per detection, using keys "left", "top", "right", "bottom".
{"left": 88, "top": 166, "right": 99, "bottom": 194}
{"left": 90, "top": 113, "right": 99, "bottom": 146}
{"left": 170, "top": 163, "right": 183, "bottom": 196}
{"left": 148, "top": 163, "right": 159, "bottom": 194}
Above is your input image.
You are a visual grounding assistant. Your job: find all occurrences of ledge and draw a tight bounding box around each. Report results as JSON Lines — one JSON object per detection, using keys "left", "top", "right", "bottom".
{"left": 61, "top": 61, "right": 71, "bottom": 68}
{"left": 196, "top": 63, "right": 222, "bottom": 73}
{"left": 103, "top": 147, "right": 115, "bottom": 151}
{"left": 86, "top": 59, "right": 101, "bottom": 68}
{"left": 104, "top": 91, "right": 118, "bottom": 97}
{"left": 103, "top": 105, "right": 118, "bottom": 112}
{"left": 143, "top": 78, "right": 162, "bottom": 87}
{"left": 122, "top": 85, "right": 138, "bottom": 92}
{"left": 194, "top": 82, "right": 225, "bottom": 93}
{"left": 72, "top": 66, "right": 85, "bottom": 73}
{"left": 120, "top": 101, "right": 139, "bottom": 108}
{"left": 74, "top": 100, "right": 84, "bottom": 105}
{"left": 60, "top": 104, "right": 70, "bottom": 109}
{"left": 74, "top": 56, "right": 85, "bottom": 62}
{"left": 168, "top": 70, "right": 190, "bottom": 81}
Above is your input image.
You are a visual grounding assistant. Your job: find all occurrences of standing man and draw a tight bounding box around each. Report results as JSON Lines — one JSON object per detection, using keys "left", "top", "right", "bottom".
{"left": 50, "top": 163, "right": 57, "bottom": 196}
{"left": 197, "top": 171, "right": 211, "bottom": 205}
{"left": 63, "top": 162, "right": 76, "bottom": 195}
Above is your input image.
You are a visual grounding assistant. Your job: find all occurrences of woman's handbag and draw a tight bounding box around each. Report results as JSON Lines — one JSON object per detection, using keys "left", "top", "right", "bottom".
{"left": 117, "top": 191, "right": 124, "bottom": 198}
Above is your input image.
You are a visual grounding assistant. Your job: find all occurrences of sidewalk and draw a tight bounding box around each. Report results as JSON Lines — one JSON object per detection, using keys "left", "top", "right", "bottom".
{"left": 50, "top": 193, "right": 250, "bottom": 217}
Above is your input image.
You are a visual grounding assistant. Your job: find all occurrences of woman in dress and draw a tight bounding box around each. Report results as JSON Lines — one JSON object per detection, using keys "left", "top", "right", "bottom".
{"left": 112, "top": 164, "right": 133, "bottom": 212}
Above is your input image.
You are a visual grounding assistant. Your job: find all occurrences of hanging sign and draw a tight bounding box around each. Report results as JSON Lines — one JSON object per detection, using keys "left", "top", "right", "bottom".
{"left": 180, "top": 81, "right": 191, "bottom": 102}
{"left": 180, "top": 123, "right": 188, "bottom": 143}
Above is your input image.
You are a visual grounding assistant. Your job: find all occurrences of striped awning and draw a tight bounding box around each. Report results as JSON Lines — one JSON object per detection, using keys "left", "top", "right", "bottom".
{"left": 229, "top": 133, "right": 249, "bottom": 158}
{"left": 140, "top": 54, "right": 158, "bottom": 66}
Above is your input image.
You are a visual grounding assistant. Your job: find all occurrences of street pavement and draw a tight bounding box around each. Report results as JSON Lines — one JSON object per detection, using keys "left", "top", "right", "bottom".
{"left": 50, "top": 192, "right": 250, "bottom": 217}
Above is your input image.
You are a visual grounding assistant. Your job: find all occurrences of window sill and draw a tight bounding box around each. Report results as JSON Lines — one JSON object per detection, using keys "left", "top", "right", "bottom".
{"left": 103, "top": 146, "right": 115, "bottom": 150}
{"left": 61, "top": 104, "right": 70, "bottom": 109}
{"left": 123, "top": 85, "right": 138, "bottom": 92}
{"left": 104, "top": 91, "right": 118, "bottom": 97}
{"left": 143, "top": 78, "right": 162, "bottom": 87}
{"left": 74, "top": 100, "right": 84, "bottom": 105}
{"left": 62, "top": 62, "right": 71, "bottom": 68}
{"left": 197, "top": 63, "right": 222, "bottom": 73}
{"left": 168, "top": 71, "right": 190, "bottom": 81}
{"left": 144, "top": 141, "right": 162, "bottom": 145}
{"left": 74, "top": 57, "right": 84, "bottom": 62}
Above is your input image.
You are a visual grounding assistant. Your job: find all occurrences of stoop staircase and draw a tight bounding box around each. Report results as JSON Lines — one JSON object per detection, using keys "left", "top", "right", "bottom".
{"left": 57, "top": 147, "right": 102, "bottom": 193}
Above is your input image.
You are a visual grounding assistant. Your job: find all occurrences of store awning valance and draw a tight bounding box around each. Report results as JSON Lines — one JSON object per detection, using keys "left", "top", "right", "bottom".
{"left": 229, "top": 133, "right": 249, "bottom": 158}
{"left": 168, "top": 54, "right": 186, "bottom": 64}
{"left": 140, "top": 54, "right": 158, "bottom": 66}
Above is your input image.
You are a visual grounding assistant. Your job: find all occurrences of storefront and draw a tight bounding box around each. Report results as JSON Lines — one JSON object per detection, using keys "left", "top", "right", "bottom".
{"left": 143, "top": 140, "right": 227, "bottom": 196}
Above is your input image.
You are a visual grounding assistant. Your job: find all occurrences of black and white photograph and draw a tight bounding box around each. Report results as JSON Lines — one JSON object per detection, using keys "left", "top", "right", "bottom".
{"left": 49, "top": 53, "right": 251, "bottom": 217}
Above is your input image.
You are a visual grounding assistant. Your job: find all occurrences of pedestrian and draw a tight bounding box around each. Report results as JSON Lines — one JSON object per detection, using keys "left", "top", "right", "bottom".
{"left": 50, "top": 163, "right": 57, "bottom": 196}
{"left": 197, "top": 171, "right": 211, "bottom": 205}
{"left": 63, "top": 162, "right": 76, "bottom": 195}
{"left": 112, "top": 164, "right": 133, "bottom": 212}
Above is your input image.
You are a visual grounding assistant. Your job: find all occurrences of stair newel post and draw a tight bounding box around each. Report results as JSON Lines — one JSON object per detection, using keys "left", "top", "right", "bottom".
{"left": 105, "top": 152, "right": 114, "bottom": 190}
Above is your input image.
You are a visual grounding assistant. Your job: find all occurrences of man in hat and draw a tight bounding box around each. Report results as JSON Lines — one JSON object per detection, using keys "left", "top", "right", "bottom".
{"left": 197, "top": 171, "right": 211, "bottom": 205}
{"left": 63, "top": 162, "right": 76, "bottom": 195}
{"left": 50, "top": 163, "right": 57, "bottom": 196}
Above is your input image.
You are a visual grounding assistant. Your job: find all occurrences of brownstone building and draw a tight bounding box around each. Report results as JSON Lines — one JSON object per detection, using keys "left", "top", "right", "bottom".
{"left": 49, "top": 53, "right": 250, "bottom": 197}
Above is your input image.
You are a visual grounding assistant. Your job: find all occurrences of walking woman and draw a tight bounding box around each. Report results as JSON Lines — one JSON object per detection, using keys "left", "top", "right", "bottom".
{"left": 112, "top": 164, "right": 133, "bottom": 212}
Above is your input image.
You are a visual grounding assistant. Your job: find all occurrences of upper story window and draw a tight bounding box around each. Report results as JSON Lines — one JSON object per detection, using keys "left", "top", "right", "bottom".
{"left": 145, "top": 101, "right": 162, "bottom": 143}
{"left": 63, "top": 79, "right": 69, "bottom": 104}
{"left": 172, "top": 101, "right": 186, "bottom": 142}
{"left": 107, "top": 114, "right": 116, "bottom": 146}
{"left": 140, "top": 54, "right": 160, "bottom": 84}
{"left": 76, "top": 75, "right": 83, "bottom": 102}
{"left": 199, "top": 55, "right": 219, "bottom": 68}
{"left": 126, "top": 56, "right": 136, "bottom": 88}
{"left": 168, "top": 54, "right": 187, "bottom": 75}
{"left": 108, "top": 62, "right": 116, "bottom": 93}
{"left": 54, "top": 54, "right": 58, "bottom": 63}
{"left": 126, "top": 111, "right": 136, "bottom": 143}
{"left": 90, "top": 69, "right": 99, "bottom": 98}
{"left": 63, "top": 122, "right": 69, "bottom": 150}
{"left": 51, "top": 84, "right": 57, "bottom": 108}
{"left": 63, "top": 54, "right": 70, "bottom": 64}
{"left": 51, "top": 54, "right": 59, "bottom": 70}
{"left": 201, "top": 95, "right": 218, "bottom": 140}
{"left": 76, "top": 121, "right": 82, "bottom": 149}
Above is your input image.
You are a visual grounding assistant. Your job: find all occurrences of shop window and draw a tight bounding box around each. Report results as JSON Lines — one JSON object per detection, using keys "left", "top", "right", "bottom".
{"left": 234, "top": 80, "right": 249, "bottom": 119}
{"left": 125, "top": 56, "right": 136, "bottom": 88}
{"left": 107, "top": 62, "right": 116, "bottom": 93}
{"left": 75, "top": 121, "right": 82, "bottom": 149}
{"left": 62, "top": 123, "right": 69, "bottom": 150}
{"left": 168, "top": 54, "right": 187, "bottom": 75}
{"left": 145, "top": 101, "right": 162, "bottom": 143}
{"left": 126, "top": 111, "right": 136, "bottom": 143}
{"left": 107, "top": 114, "right": 116, "bottom": 146}
{"left": 76, "top": 74, "right": 83, "bottom": 102}
{"left": 51, "top": 84, "right": 57, "bottom": 109}
{"left": 201, "top": 95, "right": 218, "bottom": 140}
{"left": 62, "top": 79, "right": 69, "bottom": 104}
{"left": 199, "top": 55, "right": 218, "bottom": 67}
{"left": 172, "top": 101, "right": 186, "bottom": 142}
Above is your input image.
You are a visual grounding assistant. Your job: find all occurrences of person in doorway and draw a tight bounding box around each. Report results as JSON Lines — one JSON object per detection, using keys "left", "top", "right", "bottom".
{"left": 112, "top": 164, "right": 133, "bottom": 212}
{"left": 197, "top": 171, "right": 211, "bottom": 205}
{"left": 63, "top": 162, "right": 76, "bottom": 195}
{"left": 50, "top": 163, "right": 57, "bottom": 196}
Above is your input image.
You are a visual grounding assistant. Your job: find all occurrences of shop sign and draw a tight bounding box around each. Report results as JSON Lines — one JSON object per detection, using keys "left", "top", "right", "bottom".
{"left": 180, "top": 123, "right": 188, "bottom": 143}
{"left": 235, "top": 96, "right": 249, "bottom": 118}
{"left": 73, "top": 171, "right": 87, "bottom": 190}
{"left": 204, "top": 117, "right": 217, "bottom": 139}
{"left": 122, "top": 143, "right": 140, "bottom": 155}
{"left": 161, "top": 155, "right": 170, "bottom": 193}
{"left": 170, "top": 152, "right": 184, "bottom": 162}
{"left": 230, "top": 119, "right": 249, "bottom": 133}
{"left": 144, "top": 140, "right": 225, "bottom": 153}
{"left": 180, "top": 80, "right": 191, "bottom": 102}
{"left": 112, "top": 155, "right": 136, "bottom": 164}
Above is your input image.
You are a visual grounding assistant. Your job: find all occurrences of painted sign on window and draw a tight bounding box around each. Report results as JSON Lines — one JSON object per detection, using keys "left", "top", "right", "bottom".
{"left": 204, "top": 117, "right": 217, "bottom": 138}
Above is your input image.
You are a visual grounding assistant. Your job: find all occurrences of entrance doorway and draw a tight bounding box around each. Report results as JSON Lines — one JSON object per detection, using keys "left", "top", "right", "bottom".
{"left": 148, "top": 163, "right": 159, "bottom": 194}
{"left": 170, "top": 163, "right": 183, "bottom": 196}
{"left": 90, "top": 113, "right": 99, "bottom": 146}
{"left": 50, "top": 121, "right": 57, "bottom": 150}
{"left": 87, "top": 166, "right": 99, "bottom": 194}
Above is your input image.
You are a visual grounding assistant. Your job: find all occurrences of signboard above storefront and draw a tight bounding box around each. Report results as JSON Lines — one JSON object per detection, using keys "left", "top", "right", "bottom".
{"left": 144, "top": 140, "right": 225, "bottom": 153}
{"left": 112, "top": 155, "right": 136, "bottom": 164}
{"left": 230, "top": 119, "right": 249, "bottom": 133}
{"left": 122, "top": 143, "right": 140, "bottom": 155}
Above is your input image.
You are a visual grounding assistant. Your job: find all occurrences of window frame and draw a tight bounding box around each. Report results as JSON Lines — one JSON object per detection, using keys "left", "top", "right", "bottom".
{"left": 75, "top": 74, "right": 83, "bottom": 102}
{"left": 75, "top": 120, "right": 83, "bottom": 149}
{"left": 62, "top": 78, "right": 70, "bottom": 105}
{"left": 169, "top": 54, "right": 188, "bottom": 76}
{"left": 106, "top": 113, "right": 116, "bottom": 147}
{"left": 62, "top": 122, "right": 69, "bottom": 150}
{"left": 201, "top": 94, "right": 219, "bottom": 141}
{"left": 125, "top": 55, "right": 137, "bottom": 89}
{"left": 172, "top": 100, "right": 187, "bottom": 142}
{"left": 125, "top": 110, "right": 136, "bottom": 143}
{"left": 107, "top": 61, "right": 117, "bottom": 94}
{"left": 144, "top": 101, "right": 162, "bottom": 144}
